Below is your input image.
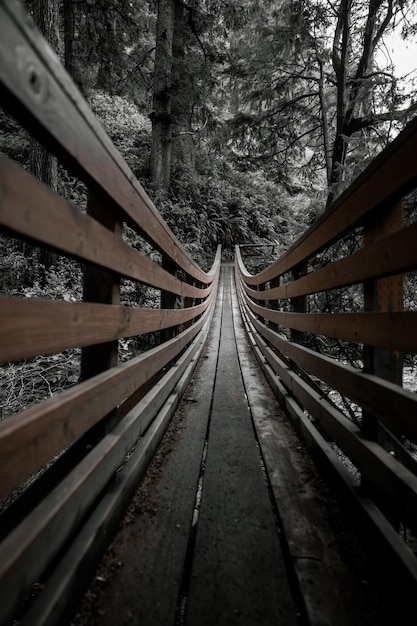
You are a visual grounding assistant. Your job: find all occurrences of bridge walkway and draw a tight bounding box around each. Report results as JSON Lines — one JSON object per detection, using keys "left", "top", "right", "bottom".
{"left": 70, "top": 264, "right": 405, "bottom": 626}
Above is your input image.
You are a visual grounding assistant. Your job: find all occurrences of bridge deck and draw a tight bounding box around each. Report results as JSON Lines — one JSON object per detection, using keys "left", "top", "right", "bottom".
{"left": 71, "top": 265, "right": 408, "bottom": 626}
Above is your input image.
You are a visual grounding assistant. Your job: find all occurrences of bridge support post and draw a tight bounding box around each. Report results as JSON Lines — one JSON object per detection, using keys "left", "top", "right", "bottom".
{"left": 160, "top": 255, "right": 178, "bottom": 343}
{"left": 79, "top": 191, "right": 122, "bottom": 435}
{"left": 362, "top": 201, "right": 403, "bottom": 526}
{"left": 269, "top": 276, "right": 280, "bottom": 333}
{"left": 363, "top": 201, "right": 403, "bottom": 433}
{"left": 291, "top": 262, "right": 307, "bottom": 344}
{"left": 80, "top": 191, "right": 121, "bottom": 380}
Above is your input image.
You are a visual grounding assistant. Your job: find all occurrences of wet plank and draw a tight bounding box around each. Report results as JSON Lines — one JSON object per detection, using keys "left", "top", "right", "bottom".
{"left": 69, "top": 278, "right": 225, "bottom": 626}
{"left": 185, "top": 265, "right": 298, "bottom": 626}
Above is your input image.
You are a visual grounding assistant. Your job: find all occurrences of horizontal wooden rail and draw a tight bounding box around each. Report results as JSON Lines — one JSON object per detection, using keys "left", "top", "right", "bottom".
{"left": 0, "top": 2, "right": 221, "bottom": 624}
{"left": 236, "top": 116, "right": 417, "bottom": 587}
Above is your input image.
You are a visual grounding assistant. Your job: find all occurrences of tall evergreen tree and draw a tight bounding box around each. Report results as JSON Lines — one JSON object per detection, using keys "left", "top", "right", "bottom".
{"left": 150, "top": 0, "right": 176, "bottom": 191}
{"left": 30, "top": 0, "right": 60, "bottom": 191}
{"left": 221, "top": 0, "right": 417, "bottom": 205}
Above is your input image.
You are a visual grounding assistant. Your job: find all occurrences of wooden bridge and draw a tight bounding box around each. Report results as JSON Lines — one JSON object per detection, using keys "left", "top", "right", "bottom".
{"left": 1, "top": 1, "right": 417, "bottom": 624}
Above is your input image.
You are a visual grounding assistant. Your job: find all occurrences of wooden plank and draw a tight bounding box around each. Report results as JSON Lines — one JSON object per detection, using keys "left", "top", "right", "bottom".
{"left": 363, "top": 202, "right": 403, "bottom": 444}
{"left": 19, "top": 305, "right": 215, "bottom": 626}
{"left": 80, "top": 192, "right": 121, "bottom": 382}
{"left": 246, "top": 306, "right": 417, "bottom": 443}
{"left": 185, "top": 265, "right": 298, "bottom": 626}
{"left": 239, "top": 220, "right": 417, "bottom": 300}
{"left": 244, "top": 296, "right": 417, "bottom": 352}
{"left": 242, "top": 312, "right": 417, "bottom": 600}
{"left": 242, "top": 307, "right": 417, "bottom": 533}
{"left": 232, "top": 276, "right": 395, "bottom": 626}
{"left": 0, "top": 315, "right": 212, "bottom": 626}
{"left": 0, "top": 0, "right": 213, "bottom": 283}
{"left": 0, "top": 301, "right": 215, "bottom": 498}
{"left": 64, "top": 267, "right": 225, "bottom": 626}
{"left": 0, "top": 157, "right": 213, "bottom": 300}
{"left": 0, "top": 297, "right": 210, "bottom": 363}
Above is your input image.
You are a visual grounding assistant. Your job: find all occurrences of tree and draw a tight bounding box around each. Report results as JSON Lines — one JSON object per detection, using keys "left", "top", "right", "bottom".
{"left": 220, "top": 0, "right": 417, "bottom": 206}
{"left": 326, "top": 0, "right": 417, "bottom": 204}
{"left": 150, "top": 0, "right": 176, "bottom": 191}
{"left": 30, "top": 0, "right": 60, "bottom": 192}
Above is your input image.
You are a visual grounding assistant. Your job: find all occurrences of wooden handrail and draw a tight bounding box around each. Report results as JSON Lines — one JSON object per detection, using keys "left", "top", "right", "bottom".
{"left": 236, "top": 116, "right": 417, "bottom": 586}
{"left": 0, "top": 3, "right": 221, "bottom": 623}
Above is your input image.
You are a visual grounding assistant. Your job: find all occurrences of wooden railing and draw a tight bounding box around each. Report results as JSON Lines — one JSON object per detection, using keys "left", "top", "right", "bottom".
{"left": 236, "top": 115, "right": 417, "bottom": 587}
{"left": 0, "top": 1, "right": 220, "bottom": 623}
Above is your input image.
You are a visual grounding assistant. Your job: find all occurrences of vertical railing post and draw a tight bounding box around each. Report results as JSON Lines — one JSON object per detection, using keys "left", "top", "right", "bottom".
{"left": 257, "top": 281, "right": 266, "bottom": 324}
{"left": 291, "top": 262, "right": 307, "bottom": 344}
{"left": 160, "top": 255, "right": 177, "bottom": 343}
{"left": 181, "top": 278, "right": 196, "bottom": 332}
{"left": 363, "top": 202, "right": 403, "bottom": 438}
{"left": 362, "top": 201, "right": 403, "bottom": 526}
{"left": 80, "top": 191, "right": 121, "bottom": 381}
{"left": 269, "top": 276, "right": 280, "bottom": 333}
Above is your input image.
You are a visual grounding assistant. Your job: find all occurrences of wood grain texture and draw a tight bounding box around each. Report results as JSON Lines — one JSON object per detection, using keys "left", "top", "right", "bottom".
{"left": 0, "top": 317, "right": 211, "bottom": 626}
{"left": 244, "top": 304, "right": 417, "bottom": 442}
{"left": 185, "top": 265, "right": 298, "bottom": 626}
{"left": 0, "top": 296, "right": 210, "bottom": 362}
{"left": 0, "top": 157, "right": 213, "bottom": 299}
{"left": 239, "top": 221, "right": 417, "bottom": 299}
{"left": 240, "top": 300, "right": 417, "bottom": 533}
{"left": 0, "top": 295, "right": 216, "bottom": 498}
{"left": 18, "top": 307, "right": 214, "bottom": 626}
{"left": 244, "top": 294, "right": 417, "bottom": 352}
{"left": 72, "top": 268, "right": 225, "bottom": 626}
{"left": 232, "top": 275, "right": 384, "bottom": 626}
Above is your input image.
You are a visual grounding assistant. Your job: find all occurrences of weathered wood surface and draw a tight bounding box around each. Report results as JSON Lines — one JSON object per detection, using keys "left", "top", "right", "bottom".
{"left": 185, "top": 265, "right": 298, "bottom": 626}
{"left": 238, "top": 290, "right": 417, "bottom": 535}
{"left": 67, "top": 265, "right": 297, "bottom": 626}
{"left": 0, "top": 299, "right": 216, "bottom": 626}
{"left": 231, "top": 274, "right": 399, "bottom": 626}
{"left": 247, "top": 308, "right": 417, "bottom": 442}
{"left": 67, "top": 264, "right": 411, "bottom": 626}
{"left": 68, "top": 267, "right": 225, "bottom": 626}
{"left": 0, "top": 156, "right": 214, "bottom": 299}
{"left": 238, "top": 221, "right": 417, "bottom": 298}
{"left": 17, "top": 302, "right": 214, "bottom": 626}
{"left": 245, "top": 298, "right": 416, "bottom": 352}
{"left": 0, "top": 300, "right": 214, "bottom": 498}
{"left": 0, "top": 297, "right": 211, "bottom": 363}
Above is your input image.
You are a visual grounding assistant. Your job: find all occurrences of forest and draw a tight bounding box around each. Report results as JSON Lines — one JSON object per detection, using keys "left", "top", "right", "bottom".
{"left": 1, "top": 0, "right": 417, "bottom": 416}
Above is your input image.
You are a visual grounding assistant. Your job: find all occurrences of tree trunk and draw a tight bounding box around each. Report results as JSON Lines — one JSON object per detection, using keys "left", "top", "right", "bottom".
{"left": 150, "top": 0, "right": 175, "bottom": 191}
{"left": 171, "top": 1, "right": 195, "bottom": 169}
{"left": 327, "top": 0, "right": 395, "bottom": 207}
{"left": 327, "top": 0, "right": 351, "bottom": 207}
{"left": 30, "top": 0, "right": 60, "bottom": 191}
{"left": 62, "top": 0, "right": 81, "bottom": 87}
{"left": 317, "top": 56, "right": 332, "bottom": 186}
{"left": 30, "top": 0, "right": 60, "bottom": 269}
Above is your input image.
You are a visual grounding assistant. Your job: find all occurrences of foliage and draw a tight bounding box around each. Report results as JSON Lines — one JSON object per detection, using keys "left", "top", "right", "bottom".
{"left": 89, "top": 92, "right": 152, "bottom": 180}
{"left": 62, "top": 0, "right": 156, "bottom": 101}
{"left": 157, "top": 148, "right": 314, "bottom": 262}
{"left": 0, "top": 352, "right": 80, "bottom": 421}
{"left": 219, "top": 0, "right": 417, "bottom": 205}
{"left": 0, "top": 107, "right": 30, "bottom": 166}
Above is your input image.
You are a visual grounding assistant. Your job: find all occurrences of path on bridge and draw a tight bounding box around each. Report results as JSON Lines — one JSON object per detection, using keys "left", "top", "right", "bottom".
{"left": 72, "top": 264, "right": 402, "bottom": 626}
